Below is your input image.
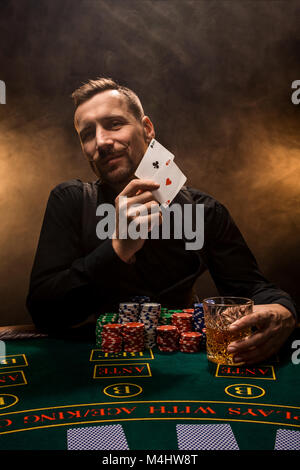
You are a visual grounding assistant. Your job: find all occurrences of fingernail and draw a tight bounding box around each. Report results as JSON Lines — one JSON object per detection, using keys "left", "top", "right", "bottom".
{"left": 227, "top": 347, "right": 236, "bottom": 353}
{"left": 233, "top": 356, "right": 243, "bottom": 363}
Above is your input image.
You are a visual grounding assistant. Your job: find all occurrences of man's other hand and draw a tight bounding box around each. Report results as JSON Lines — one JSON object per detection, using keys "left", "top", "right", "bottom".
{"left": 227, "top": 304, "right": 296, "bottom": 364}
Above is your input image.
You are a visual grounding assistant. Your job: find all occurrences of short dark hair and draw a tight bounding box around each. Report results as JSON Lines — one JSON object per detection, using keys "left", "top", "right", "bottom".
{"left": 71, "top": 77, "right": 144, "bottom": 121}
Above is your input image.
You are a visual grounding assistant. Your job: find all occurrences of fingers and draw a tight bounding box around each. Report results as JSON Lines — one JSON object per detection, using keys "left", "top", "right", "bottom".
{"left": 128, "top": 190, "right": 159, "bottom": 207}
{"left": 226, "top": 306, "right": 295, "bottom": 364}
{"left": 117, "top": 179, "right": 160, "bottom": 198}
{"left": 229, "top": 310, "right": 272, "bottom": 332}
{"left": 127, "top": 202, "right": 162, "bottom": 232}
{"left": 231, "top": 340, "right": 279, "bottom": 365}
{"left": 228, "top": 325, "right": 275, "bottom": 353}
{"left": 127, "top": 201, "right": 160, "bottom": 218}
{"left": 130, "top": 212, "right": 162, "bottom": 234}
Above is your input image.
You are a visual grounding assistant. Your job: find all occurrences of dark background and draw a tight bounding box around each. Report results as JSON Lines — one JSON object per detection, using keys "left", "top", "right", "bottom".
{"left": 0, "top": 0, "right": 299, "bottom": 325}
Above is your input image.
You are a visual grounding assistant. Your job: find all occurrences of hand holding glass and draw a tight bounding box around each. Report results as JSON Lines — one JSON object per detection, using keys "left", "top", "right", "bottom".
{"left": 203, "top": 297, "right": 253, "bottom": 365}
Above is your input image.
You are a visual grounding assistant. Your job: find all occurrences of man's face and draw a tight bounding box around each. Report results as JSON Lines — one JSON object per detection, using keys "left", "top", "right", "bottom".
{"left": 74, "top": 90, "right": 155, "bottom": 188}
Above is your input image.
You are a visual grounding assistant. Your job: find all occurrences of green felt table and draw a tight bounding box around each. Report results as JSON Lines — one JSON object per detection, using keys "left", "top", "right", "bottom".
{"left": 0, "top": 326, "right": 299, "bottom": 451}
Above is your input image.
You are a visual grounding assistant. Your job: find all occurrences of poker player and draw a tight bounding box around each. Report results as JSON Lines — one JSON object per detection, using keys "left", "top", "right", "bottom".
{"left": 26, "top": 77, "right": 297, "bottom": 365}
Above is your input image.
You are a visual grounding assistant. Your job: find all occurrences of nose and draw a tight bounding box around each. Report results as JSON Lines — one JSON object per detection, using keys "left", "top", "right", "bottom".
{"left": 95, "top": 126, "right": 114, "bottom": 157}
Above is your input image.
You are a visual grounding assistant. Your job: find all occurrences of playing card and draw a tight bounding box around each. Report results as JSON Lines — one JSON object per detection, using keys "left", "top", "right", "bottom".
{"left": 176, "top": 424, "right": 239, "bottom": 450}
{"left": 135, "top": 138, "right": 174, "bottom": 179}
{"left": 67, "top": 424, "right": 129, "bottom": 450}
{"left": 152, "top": 159, "right": 187, "bottom": 207}
{"left": 274, "top": 429, "right": 300, "bottom": 450}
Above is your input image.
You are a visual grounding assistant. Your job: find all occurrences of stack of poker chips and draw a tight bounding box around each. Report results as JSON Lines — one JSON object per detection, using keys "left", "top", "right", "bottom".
{"left": 201, "top": 327, "right": 207, "bottom": 348}
{"left": 139, "top": 303, "right": 161, "bottom": 349}
{"left": 179, "top": 332, "right": 202, "bottom": 353}
{"left": 95, "top": 313, "right": 119, "bottom": 347}
{"left": 122, "top": 322, "right": 145, "bottom": 352}
{"left": 193, "top": 303, "right": 206, "bottom": 349}
{"left": 171, "top": 312, "right": 193, "bottom": 334}
{"left": 159, "top": 309, "right": 172, "bottom": 325}
{"left": 118, "top": 303, "right": 140, "bottom": 324}
{"left": 101, "top": 323, "right": 123, "bottom": 353}
{"left": 131, "top": 296, "right": 151, "bottom": 305}
{"left": 182, "top": 308, "right": 195, "bottom": 314}
{"left": 156, "top": 325, "right": 179, "bottom": 352}
{"left": 193, "top": 303, "right": 205, "bottom": 332}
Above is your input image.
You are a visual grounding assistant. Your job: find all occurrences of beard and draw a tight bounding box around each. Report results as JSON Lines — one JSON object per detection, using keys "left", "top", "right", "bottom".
{"left": 89, "top": 155, "right": 136, "bottom": 186}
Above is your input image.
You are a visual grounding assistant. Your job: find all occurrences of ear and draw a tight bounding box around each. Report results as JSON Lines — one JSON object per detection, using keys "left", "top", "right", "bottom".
{"left": 141, "top": 116, "right": 155, "bottom": 143}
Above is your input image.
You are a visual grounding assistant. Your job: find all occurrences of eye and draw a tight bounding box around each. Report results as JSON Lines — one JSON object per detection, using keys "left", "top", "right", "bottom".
{"left": 81, "top": 129, "right": 94, "bottom": 142}
{"left": 111, "top": 121, "right": 122, "bottom": 129}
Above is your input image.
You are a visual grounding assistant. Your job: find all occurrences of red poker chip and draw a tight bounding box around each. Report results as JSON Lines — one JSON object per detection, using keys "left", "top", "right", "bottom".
{"left": 158, "top": 347, "right": 178, "bottom": 352}
{"left": 101, "top": 335, "right": 121, "bottom": 341}
{"left": 181, "top": 332, "right": 202, "bottom": 338}
{"left": 102, "top": 348, "right": 122, "bottom": 352}
{"left": 180, "top": 349, "right": 197, "bottom": 353}
{"left": 172, "top": 313, "right": 193, "bottom": 319}
{"left": 123, "top": 322, "right": 144, "bottom": 328}
{"left": 123, "top": 332, "right": 144, "bottom": 336}
{"left": 156, "top": 324, "right": 180, "bottom": 350}
{"left": 122, "top": 330, "right": 144, "bottom": 334}
{"left": 101, "top": 339, "right": 122, "bottom": 343}
{"left": 123, "top": 341, "right": 144, "bottom": 345}
{"left": 101, "top": 340, "right": 121, "bottom": 344}
{"left": 156, "top": 325, "right": 178, "bottom": 330}
{"left": 103, "top": 323, "right": 123, "bottom": 329}
{"left": 124, "top": 347, "right": 144, "bottom": 352}
{"left": 180, "top": 340, "right": 199, "bottom": 345}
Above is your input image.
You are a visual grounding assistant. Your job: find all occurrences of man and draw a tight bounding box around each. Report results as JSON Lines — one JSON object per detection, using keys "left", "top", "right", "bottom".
{"left": 26, "top": 77, "right": 297, "bottom": 364}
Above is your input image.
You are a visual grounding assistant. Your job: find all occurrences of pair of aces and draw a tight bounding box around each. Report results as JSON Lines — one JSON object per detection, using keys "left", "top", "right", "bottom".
{"left": 135, "top": 138, "right": 187, "bottom": 207}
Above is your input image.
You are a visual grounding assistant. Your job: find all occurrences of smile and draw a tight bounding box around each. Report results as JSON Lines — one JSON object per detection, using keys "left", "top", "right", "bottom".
{"left": 101, "top": 152, "right": 125, "bottom": 164}
{"left": 105, "top": 155, "right": 124, "bottom": 166}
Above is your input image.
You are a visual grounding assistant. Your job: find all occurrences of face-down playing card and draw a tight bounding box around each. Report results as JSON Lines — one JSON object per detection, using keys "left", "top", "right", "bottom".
{"left": 274, "top": 429, "right": 300, "bottom": 450}
{"left": 67, "top": 424, "right": 129, "bottom": 450}
{"left": 176, "top": 424, "right": 239, "bottom": 450}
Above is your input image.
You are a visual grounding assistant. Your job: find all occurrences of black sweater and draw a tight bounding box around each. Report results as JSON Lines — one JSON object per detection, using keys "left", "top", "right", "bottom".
{"left": 26, "top": 179, "right": 297, "bottom": 331}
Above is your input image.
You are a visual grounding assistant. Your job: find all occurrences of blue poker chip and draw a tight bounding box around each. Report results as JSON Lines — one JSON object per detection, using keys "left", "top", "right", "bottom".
{"left": 193, "top": 303, "right": 205, "bottom": 329}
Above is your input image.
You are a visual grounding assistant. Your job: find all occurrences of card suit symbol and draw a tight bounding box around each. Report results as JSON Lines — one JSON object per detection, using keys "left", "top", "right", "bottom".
{"left": 166, "top": 159, "right": 171, "bottom": 166}
{"left": 153, "top": 161, "right": 160, "bottom": 169}
{"left": 165, "top": 178, "right": 172, "bottom": 186}
{"left": 166, "top": 200, "right": 170, "bottom": 205}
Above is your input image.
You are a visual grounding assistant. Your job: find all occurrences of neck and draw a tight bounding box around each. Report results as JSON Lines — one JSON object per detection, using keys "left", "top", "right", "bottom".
{"left": 100, "top": 176, "right": 135, "bottom": 199}
{"left": 107, "top": 175, "right": 136, "bottom": 196}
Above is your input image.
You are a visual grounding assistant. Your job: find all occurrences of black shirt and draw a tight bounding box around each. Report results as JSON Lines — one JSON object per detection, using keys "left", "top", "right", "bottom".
{"left": 26, "top": 179, "right": 298, "bottom": 331}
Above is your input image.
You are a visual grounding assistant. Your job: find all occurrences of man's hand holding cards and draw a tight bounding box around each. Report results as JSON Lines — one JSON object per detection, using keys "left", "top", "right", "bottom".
{"left": 112, "top": 140, "right": 186, "bottom": 264}
{"left": 135, "top": 139, "right": 187, "bottom": 208}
